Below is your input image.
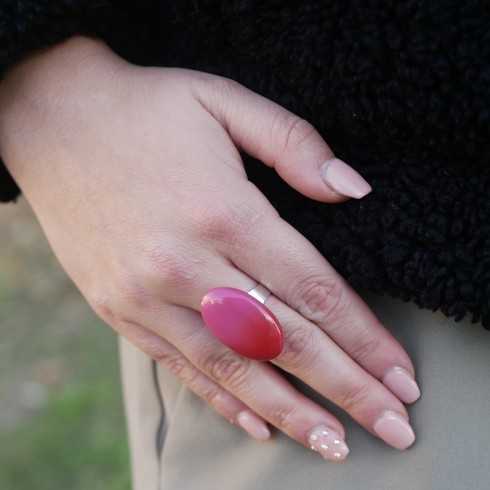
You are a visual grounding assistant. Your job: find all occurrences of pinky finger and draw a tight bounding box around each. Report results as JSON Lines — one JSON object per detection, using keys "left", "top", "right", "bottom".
{"left": 113, "top": 317, "right": 271, "bottom": 441}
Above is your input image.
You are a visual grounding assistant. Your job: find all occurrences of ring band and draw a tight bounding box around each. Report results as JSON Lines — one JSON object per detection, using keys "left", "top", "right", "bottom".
{"left": 247, "top": 283, "right": 272, "bottom": 304}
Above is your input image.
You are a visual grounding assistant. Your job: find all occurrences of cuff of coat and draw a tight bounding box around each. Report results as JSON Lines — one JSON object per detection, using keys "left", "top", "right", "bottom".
{"left": 0, "top": 163, "right": 20, "bottom": 202}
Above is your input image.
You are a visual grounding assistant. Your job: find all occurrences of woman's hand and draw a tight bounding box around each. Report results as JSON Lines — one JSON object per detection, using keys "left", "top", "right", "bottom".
{"left": 0, "top": 37, "right": 420, "bottom": 461}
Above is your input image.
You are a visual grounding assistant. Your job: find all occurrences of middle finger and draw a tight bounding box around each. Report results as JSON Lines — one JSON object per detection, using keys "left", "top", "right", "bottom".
{"left": 156, "top": 257, "right": 416, "bottom": 450}
{"left": 225, "top": 211, "right": 421, "bottom": 405}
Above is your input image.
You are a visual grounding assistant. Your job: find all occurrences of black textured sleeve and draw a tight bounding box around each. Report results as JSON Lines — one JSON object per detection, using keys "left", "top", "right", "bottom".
{"left": 0, "top": 1, "right": 159, "bottom": 202}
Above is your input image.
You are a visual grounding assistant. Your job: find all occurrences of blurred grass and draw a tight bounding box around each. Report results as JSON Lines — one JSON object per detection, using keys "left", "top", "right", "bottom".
{"left": 0, "top": 200, "right": 130, "bottom": 490}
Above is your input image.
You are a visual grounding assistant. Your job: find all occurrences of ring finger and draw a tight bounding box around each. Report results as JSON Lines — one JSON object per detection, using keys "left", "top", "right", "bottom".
{"left": 145, "top": 257, "right": 416, "bottom": 451}
{"left": 153, "top": 302, "right": 351, "bottom": 462}
{"left": 114, "top": 319, "right": 272, "bottom": 441}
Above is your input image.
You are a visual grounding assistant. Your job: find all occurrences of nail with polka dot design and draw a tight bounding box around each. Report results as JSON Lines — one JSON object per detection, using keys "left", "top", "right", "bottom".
{"left": 307, "top": 425, "right": 350, "bottom": 462}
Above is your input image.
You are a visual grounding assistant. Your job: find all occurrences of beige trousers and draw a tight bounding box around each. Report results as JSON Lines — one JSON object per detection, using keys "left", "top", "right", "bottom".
{"left": 119, "top": 290, "right": 490, "bottom": 490}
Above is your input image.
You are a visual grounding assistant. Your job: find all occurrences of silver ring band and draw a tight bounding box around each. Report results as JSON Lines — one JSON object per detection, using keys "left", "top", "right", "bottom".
{"left": 247, "top": 284, "right": 272, "bottom": 304}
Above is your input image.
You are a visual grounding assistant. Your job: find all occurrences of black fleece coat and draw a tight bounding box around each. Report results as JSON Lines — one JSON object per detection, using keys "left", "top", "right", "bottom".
{"left": 1, "top": 1, "right": 490, "bottom": 329}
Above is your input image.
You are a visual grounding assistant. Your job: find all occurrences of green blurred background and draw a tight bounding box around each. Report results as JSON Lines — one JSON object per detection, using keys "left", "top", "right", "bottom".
{"left": 0, "top": 200, "right": 131, "bottom": 489}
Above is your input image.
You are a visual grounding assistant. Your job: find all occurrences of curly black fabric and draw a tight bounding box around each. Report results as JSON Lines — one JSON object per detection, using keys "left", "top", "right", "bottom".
{"left": 1, "top": 1, "right": 490, "bottom": 330}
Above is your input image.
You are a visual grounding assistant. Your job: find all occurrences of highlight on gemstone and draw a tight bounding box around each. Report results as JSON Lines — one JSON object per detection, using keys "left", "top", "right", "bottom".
{"left": 200, "top": 287, "right": 283, "bottom": 360}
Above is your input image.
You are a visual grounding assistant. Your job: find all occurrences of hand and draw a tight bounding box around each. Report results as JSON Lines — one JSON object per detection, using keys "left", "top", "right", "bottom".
{"left": 0, "top": 36, "right": 420, "bottom": 461}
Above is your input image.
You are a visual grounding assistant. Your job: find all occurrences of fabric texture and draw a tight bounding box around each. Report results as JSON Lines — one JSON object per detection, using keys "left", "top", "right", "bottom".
{"left": 119, "top": 291, "right": 490, "bottom": 490}
{"left": 1, "top": 1, "right": 490, "bottom": 330}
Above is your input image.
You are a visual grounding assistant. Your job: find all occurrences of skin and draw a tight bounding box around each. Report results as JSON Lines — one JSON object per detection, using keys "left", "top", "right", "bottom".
{"left": 0, "top": 36, "right": 417, "bottom": 456}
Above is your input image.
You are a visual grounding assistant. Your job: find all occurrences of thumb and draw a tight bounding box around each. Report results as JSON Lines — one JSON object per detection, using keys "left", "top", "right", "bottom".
{"left": 195, "top": 75, "right": 372, "bottom": 203}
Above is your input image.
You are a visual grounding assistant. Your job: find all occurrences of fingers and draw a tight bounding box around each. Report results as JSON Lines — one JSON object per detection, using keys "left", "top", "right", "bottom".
{"left": 112, "top": 316, "right": 271, "bottom": 441}
{"left": 165, "top": 257, "right": 416, "bottom": 450}
{"left": 265, "top": 297, "right": 416, "bottom": 450}
{"left": 158, "top": 304, "right": 351, "bottom": 462}
{"left": 111, "top": 235, "right": 416, "bottom": 452}
{"left": 192, "top": 73, "right": 372, "bottom": 202}
{"left": 228, "top": 214, "right": 421, "bottom": 405}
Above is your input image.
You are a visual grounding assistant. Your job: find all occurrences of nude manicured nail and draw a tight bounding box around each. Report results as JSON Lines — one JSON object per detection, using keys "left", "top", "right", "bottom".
{"left": 373, "top": 410, "right": 415, "bottom": 450}
{"left": 237, "top": 411, "right": 271, "bottom": 441}
{"left": 321, "top": 158, "right": 372, "bottom": 198}
{"left": 307, "top": 425, "right": 349, "bottom": 462}
{"left": 383, "top": 366, "right": 421, "bottom": 404}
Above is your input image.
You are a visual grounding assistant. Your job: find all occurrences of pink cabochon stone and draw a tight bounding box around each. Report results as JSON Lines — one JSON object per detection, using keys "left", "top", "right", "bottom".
{"left": 200, "top": 287, "right": 283, "bottom": 361}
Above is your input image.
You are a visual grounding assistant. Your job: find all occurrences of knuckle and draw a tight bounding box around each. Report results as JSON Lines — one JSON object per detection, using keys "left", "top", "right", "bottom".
{"left": 268, "top": 404, "right": 297, "bottom": 432}
{"left": 206, "top": 75, "right": 242, "bottom": 98}
{"left": 198, "top": 74, "right": 243, "bottom": 110}
{"left": 193, "top": 203, "right": 242, "bottom": 243}
{"left": 194, "top": 199, "right": 269, "bottom": 247}
{"left": 89, "top": 292, "right": 143, "bottom": 327}
{"left": 90, "top": 268, "right": 160, "bottom": 318}
{"left": 158, "top": 349, "right": 205, "bottom": 387}
{"left": 349, "top": 335, "right": 382, "bottom": 365}
{"left": 337, "top": 382, "right": 371, "bottom": 414}
{"left": 201, "top": 386, "right": 223, "bottom": 408}
{"left": 143, "top": 342, "right": 171, "bottom": 363}
{"left": 140, "top": 247, "right": 200, "bottom": 294}
{"left": 279, "top": 325, "right": 320, "bottom": 372}
{"left": 158, "top": 350, "right": 189, "bottom": 377}
{"left": 116, "top": 275, "right": 154, "bottom": 311}
{"left": 291, "top": 275, "right": 348, "bottom": 326}
{"left": 277, "top": 114, "right": 317, "bottom": 156}
{"left": 200, "top": 350, "right": 252, "bottom": 392}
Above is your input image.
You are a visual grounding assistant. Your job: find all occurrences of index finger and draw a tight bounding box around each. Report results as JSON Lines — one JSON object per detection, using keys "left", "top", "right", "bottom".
{"left": 224, "top": 208, "right": 421, "bottom": 405}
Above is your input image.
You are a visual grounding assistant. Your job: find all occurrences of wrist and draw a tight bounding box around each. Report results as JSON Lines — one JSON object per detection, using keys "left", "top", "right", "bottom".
{"left": 0, "top": 36, "right": 128, "bottom": 181}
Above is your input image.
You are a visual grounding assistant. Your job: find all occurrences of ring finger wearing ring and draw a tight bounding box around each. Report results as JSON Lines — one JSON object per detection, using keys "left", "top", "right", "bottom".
{"left": 154, "top": 258, "right": 415, "bottom": 452}
{"left": 192, "top": 265, "right": 415, "bottom": 451}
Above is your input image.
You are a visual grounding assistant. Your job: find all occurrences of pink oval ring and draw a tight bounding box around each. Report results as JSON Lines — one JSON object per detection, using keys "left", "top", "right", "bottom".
{"left": 200, "top": 287, "right": 283, "bottom": 361}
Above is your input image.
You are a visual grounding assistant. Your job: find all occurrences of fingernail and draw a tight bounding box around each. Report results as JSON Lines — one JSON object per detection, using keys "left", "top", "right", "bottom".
{"left": 307, "top": 425, "right": 350, "bottom": 462}
{"left": 237, "top": 411, "right": 271, "bottom": 441}
{"left": 383, "top": 366, "right": 421, "bottom": 404}
{"left": 320, "top": 158, "right": 372, "bottom": 198}
{"left": 373, "top": 410, "right": 415, "bottom": 450}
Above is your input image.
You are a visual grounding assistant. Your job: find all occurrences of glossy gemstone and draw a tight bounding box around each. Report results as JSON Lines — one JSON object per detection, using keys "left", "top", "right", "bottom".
{"left": 200, "top": 287, "right": 283, "bottom": 361}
